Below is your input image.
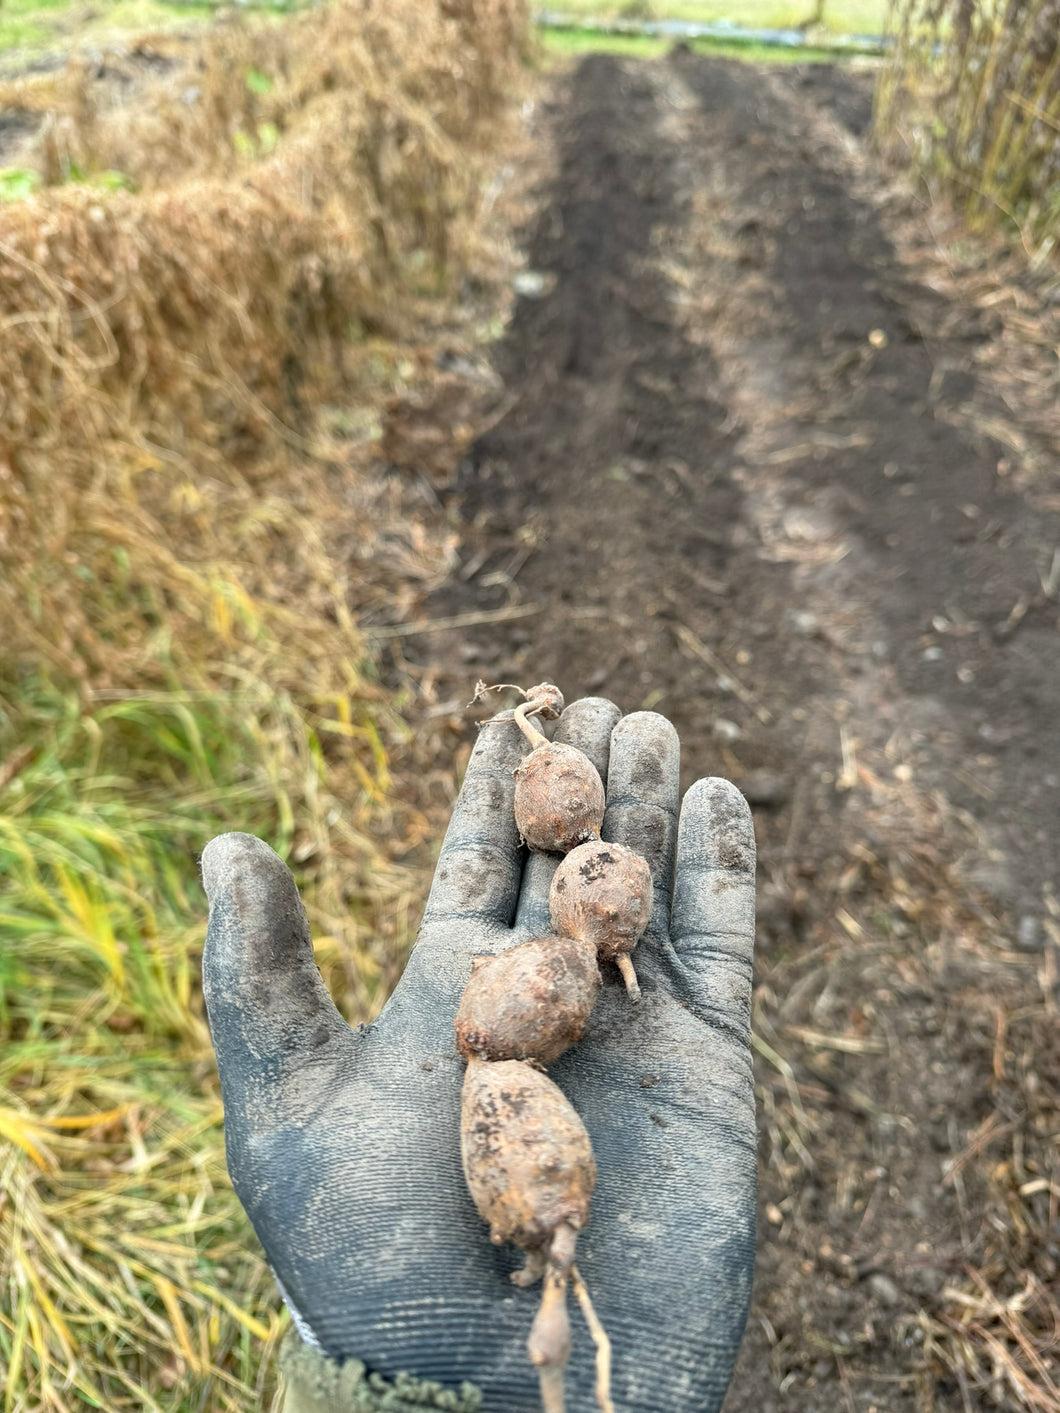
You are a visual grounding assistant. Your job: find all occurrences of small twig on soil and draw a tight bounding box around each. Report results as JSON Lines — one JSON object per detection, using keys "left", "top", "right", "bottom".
{"left": 1040, "top": 547, "right": 1060, "bottom": 599}
{"left": 942, "top": 1112, "right": 1019, "bottom": 1187}
{"left": 364, "top": 603, "right": 543, "bottom": 639}
{"left": 782, "top": 1024, "right": 886, "bottom": 1055}
{"left": 673, "top": 623, "right": 772, "bottom": 724}
{"left": 837, "top": 725, "right": 859, "bottom": 791}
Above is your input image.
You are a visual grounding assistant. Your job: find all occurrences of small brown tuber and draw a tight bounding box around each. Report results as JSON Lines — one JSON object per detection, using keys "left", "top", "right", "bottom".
{"left": 514, "top": 742, "right": 606, "bottom": 854}
{"left": 456, "top": 936, "right": 600, "bottom": 1066}
{"left": 477, "top": 679, "right": 606, "bottom": 854}
{"left": 550, "top": 840, "right": 652, "bottom": 999}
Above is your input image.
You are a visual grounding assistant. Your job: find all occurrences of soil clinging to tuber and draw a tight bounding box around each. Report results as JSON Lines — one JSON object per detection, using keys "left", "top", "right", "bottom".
{"left": 456, "top": 682, "right": 654, "bottom": 1413}
{"left": 550, "top": 839, "right": 653, "bottom": 999}
{"left": 455, "top": 935, "right": 600, "bottom": 1066}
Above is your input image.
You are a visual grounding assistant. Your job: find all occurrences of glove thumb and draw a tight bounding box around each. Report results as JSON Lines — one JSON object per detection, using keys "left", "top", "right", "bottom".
{"left": 201, "top": 833, "right": 354, "bottom": 1134}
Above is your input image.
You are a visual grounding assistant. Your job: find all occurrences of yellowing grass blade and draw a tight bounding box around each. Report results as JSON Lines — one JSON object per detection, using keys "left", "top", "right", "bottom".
{"left": 192, "top": 1281, "right": 274, "bottom": 1343}
{"left": 150, "top": 1273, "right": 201, "bottom": 1376}
{"left": 0, "top": 1107, "right": 58, "bottom": 1173}
{"left": 34, "top": 1103, "right": 132, "bottom": 1131}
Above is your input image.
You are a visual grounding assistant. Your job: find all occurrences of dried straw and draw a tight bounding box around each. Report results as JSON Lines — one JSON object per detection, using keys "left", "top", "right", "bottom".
{"left": 0, "top": 1, "right": 529, "bottom": 1407}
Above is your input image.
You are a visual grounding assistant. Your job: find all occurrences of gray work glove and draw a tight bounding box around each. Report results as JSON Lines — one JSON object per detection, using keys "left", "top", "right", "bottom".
{"left": 201, "top": 697, "right": 757, "bottom": 1413}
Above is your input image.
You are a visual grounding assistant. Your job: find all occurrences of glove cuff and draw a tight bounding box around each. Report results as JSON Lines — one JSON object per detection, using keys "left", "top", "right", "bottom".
{"left": 280, "top": 1333, "right": 483, "bottom": 1413}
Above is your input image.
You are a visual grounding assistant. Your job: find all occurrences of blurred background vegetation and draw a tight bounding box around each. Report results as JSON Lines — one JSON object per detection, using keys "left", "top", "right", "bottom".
{"left": 876, "top": 0, "right": 1060, "bottom": 262}
{"left": 0, "top": 0, "right": 1056, "bottom": 1406}
{"left": 0, "top": 1, "right": 529, "bottom": 1405}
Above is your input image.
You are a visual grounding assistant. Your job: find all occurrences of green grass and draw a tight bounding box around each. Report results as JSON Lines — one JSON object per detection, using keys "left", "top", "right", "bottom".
{"left": 540, "top": 24, "right": 876, "bottom": 59}
{"left": 0, "top": 0, "right": 306, "bottom": 60}
{"left": 538, "top": 0, "right": 889, "bottom": 35}
{"left": 0, "top": 0, "right": 209, "bottom": 58}
{"left": 0, "top": 0, "right": 890, "bottom": 62}
{"left": 0, "top": 680, "right": 313, "bottom": 1408}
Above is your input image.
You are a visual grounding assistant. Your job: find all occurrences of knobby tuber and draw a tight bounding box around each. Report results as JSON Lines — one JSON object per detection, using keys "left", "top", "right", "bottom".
{"left": 550, "top": 840, "right": 653, "bottom": 1000}
{"left": 457, "top": 682, "right": 652, "bottom": 1413}
{"left": 474, "top": 679, "right": 607, "bottom": 853}
{"left": 455, "top": 935, "right": 600, "bottom": 1065}
{"left": 461, "top": 1059, "right": 595, "bottom": 1256}
{"left": 514, "top": 742, "right": 606, "bottom": 854}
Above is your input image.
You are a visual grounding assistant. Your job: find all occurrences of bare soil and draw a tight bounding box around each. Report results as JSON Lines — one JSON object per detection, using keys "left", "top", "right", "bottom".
{"left": 398, "top": 50, "right": 1060, "bottom": 1412}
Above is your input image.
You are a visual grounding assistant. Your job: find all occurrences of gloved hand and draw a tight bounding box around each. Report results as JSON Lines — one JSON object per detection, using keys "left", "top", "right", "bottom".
{"left": 201, "top": 696, "right": 757, "bottom": 1413}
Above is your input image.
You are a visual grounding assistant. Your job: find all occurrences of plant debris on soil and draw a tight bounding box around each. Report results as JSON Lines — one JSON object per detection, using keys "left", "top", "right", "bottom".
{"left": 385, "top": 50, "right": 1060, "bottom": 1413}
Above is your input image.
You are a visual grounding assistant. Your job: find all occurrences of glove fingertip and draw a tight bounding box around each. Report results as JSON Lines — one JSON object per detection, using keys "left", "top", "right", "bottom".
{"left": 671, "top": 778, "right": 756, "bottom": 1015}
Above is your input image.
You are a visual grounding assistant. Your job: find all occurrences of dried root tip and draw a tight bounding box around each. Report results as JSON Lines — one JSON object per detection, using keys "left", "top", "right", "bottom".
{"left": 536, "top": 1364, "right": 567, "bottom": 1413}
{"left": 571, "top": 1266, "right": 615, "bottom": 1413}
{"left": 528, "top": 1265, "right": 571, "bottom": 1413}
{"left": 511, "top": 1247, "right": 547, "bottom": 1288}
{"left": 522, "top": 682, "right": 565, "bottom": 719}
{"left": 548, "top": 1219, "right": 579, "bottom": 1275}
{"left": 549, "top": 840, "right": 653, "bottom": 963}
{"left": 472, "top": 681, "right": 565, "bottom": 750}
{"left": 615, "top": 953, "right": 641, "bottom": 1001}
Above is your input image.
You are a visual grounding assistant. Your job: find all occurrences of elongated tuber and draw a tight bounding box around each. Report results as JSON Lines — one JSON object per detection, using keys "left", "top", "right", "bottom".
{"left": 460, "top": 1058, "right": 595, "bottom": 1256}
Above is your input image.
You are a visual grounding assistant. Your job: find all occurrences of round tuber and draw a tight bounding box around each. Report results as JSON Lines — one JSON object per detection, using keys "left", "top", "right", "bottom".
{"left": 456, "top": 936, "right": 600, "bottom": 1066}
{"left": 549, "top": 840, "right": 652, "bottom": 1000}
{"left": 514, "top": 742, "right": 606, "bottom": 854}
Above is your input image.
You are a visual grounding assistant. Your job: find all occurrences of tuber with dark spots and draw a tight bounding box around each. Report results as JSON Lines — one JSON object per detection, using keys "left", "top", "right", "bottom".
{"left": 460, "top": 1060, "right": 601, "bottom": 1413}
{"left": 549, "top": 839, "right": 653, "bottom": 999}
{"left": 460, "top": 1058, "right": 595, "bottom": 1256}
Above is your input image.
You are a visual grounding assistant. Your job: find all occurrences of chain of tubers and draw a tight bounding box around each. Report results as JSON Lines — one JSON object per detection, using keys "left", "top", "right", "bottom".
{"left": 457, "top": 684, "right": 654, "bottom": 1413}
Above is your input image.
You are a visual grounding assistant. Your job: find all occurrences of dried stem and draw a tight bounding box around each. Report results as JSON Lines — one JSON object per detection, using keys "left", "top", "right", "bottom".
{"left": 571, "top": 1265, "right": 615, "bottom": 1413}
{"left": 472, "top": 679, "right": 564, "bottom": 749}
{"left": 513, "top": 696, "right": 552, "bottom": 749}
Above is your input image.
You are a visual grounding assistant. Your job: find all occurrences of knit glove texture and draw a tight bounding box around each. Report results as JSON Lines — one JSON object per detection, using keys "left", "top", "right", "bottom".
{"left": 201, "top": 697, "right": 757, "bottom": 1413}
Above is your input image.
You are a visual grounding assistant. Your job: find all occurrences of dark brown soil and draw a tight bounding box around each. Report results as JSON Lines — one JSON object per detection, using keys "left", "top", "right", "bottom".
{"left": 403, "top": 49, "right": 1060, "bottom": 1413}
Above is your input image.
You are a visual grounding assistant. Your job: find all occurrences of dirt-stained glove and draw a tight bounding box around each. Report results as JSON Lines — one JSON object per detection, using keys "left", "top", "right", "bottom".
{"left": 201, "top": 697, "right": 757, "bottom": 1413}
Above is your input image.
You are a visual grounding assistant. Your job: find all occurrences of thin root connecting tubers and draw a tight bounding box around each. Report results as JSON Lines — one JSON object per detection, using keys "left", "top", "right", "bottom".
{"left": 458, "top": 682, "right": 654, "bottom": 1412}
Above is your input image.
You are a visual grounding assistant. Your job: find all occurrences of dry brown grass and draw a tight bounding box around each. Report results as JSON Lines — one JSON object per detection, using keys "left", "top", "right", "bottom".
{"left": 0, "top": 2, "right": 529, "bottom": 1407}
{"left": 875, "top": 0, "right": 1060, "bottom": 261}
{"left": 0, "top": 0, "right": 528, "bottom": 696}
